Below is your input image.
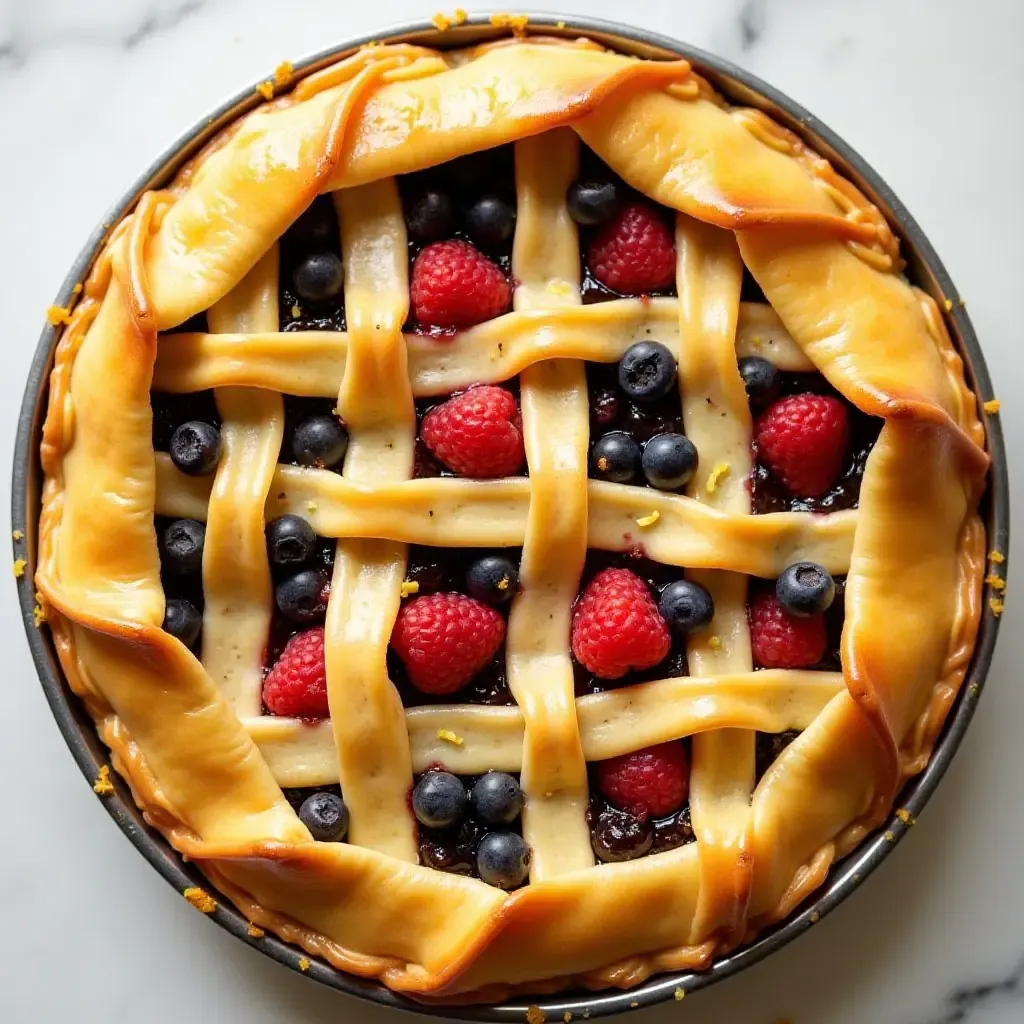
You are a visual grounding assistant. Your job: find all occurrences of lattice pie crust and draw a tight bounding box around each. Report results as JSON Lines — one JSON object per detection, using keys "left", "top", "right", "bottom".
{"left": 36, "top": 35, "right": 988, "bottom": 1000}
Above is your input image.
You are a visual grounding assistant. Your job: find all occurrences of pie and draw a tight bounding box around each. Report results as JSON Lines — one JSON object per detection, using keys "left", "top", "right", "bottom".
{"left": 34, "top": 28, "right": 993, "bottom": 1002}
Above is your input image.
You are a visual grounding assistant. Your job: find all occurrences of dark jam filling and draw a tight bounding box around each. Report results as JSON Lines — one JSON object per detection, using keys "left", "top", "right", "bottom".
{"left": 586, "top": 787, "right": 696, "bottom": 863}
{"left": 415, "top": 770, "right": 524, "bottom": 879}
{"left": 755, "top": 730, "right": 801, "bottom": 782}
{"left": 586, "top": 360, "right": 684, "bottom": 449}
{"left": 152, "top": 389, "right": 220, "bottom": 452}
{"left": 391, "top": 546, "right": 520, "bottom": 708}
{"left": 751, "top": 372, "right": 881, "bottom": 515}
{"left": 279, "top": 195, "right": 346, "bottom": 332}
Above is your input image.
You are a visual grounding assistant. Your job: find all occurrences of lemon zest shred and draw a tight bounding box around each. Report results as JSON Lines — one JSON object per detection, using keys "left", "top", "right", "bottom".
{"left": 706, "top": 462, "right": 730, "bottom": 494}
{"left": 990, "top": 550, "right": 1006, "bottom": 564}
{"left": 13, "top": 558, "right": 26, "bottom": 579}
{"left": 256, "top": 80, "right": 275, "bottom": 100}
{"left": 93, "top": 765, "right": 115, "bottom": 796}
{"left": 184, "top": 887, "right": 217, "bottom": 913}
{"left": 635, "top": 510, "right": 660, "bottom": 528}
{"left": 984, "top": 398, "right": 1001, "bottom": 414}
{"left": 47, "top": 305, "right": 72, "bottom": 326}
{"left": 298, "top": 957, "right": 311, "bottom": 972}
{"left": 400, "top": 581, "right": 420, "bottom": 598}
{"left": 247, "top": 923, "right": 265, "bottom": 938}
{"left": 12, "top": 529, "right": 24, "bottom": 541}
{"left": 989, "top": 597, "right": 1005, "bottom": 617}
{"left": 274, "top": 60, "right": 293, "bottom": 87}
{"left": 986, "top": 574, "right": 1006, "bottom": 591}
{"left": 437, "top": 729, "right": 464, "bottom": 746}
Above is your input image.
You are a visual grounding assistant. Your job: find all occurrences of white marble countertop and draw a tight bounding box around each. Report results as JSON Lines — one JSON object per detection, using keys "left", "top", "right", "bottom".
{"left": 1, "top": 0, "right": 1021, "bottom": 1021}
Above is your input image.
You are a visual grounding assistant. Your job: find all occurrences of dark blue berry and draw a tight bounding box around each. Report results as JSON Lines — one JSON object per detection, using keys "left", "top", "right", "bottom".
{"left": 266, "top": 515, "right": 316, "bottom": 570}
{"left": 464, "top": 195, "right": 516, "bottom": 250}
{"left": 738, "top": 356, "right": 779, "bottom": 405}
{"left": 291, "top": 200, "right": 336, "bottom": 247}
{"left": 466, "top": 555, "right": 519, "bottom": 605}
{"left": 618, "top": 341, "right": 677, "bottom": 403}
{"left": 476, "top": 832, "right": 531, "bottom": 889}
{"left": 407, "top": 189, "right": 454, "bottom": 242}
{"left": 160, "top": 519, "right": 205, "bottom": 575}
{"left": 776, "top": 562, "right": 835, "bottom": 617}
{"left": 169, "top": 421, "right": 221, "bottom": 476}
{"left": 590, "top": 432, "right": 641, "bottom": 484}
{"left": 567, "top": 178, "right": 620, "bottom": 226}
{"left": 292, "top": 415, "right": 348, "bottom": 468}
{"left": 659, "top": 580, "right": 714, "bottom": 636}
{"left": 276, "top": 569, "right": 329, "bottom": 623}
{"left": 162, "top": 597, "right": 202, "bottom": 647}
{"left": 590, "top": 806, "right": 653, "bottom": 863}
{"left": 470, "top": 772, "right": 522, "bottom": 826}
{"left": 293, "top": 252, "right": 343, "bottom": 303}
{"left": 412, "top": 771, "right": 467, "bottom": 829}
{"left": 641, "top": 433, "right": 698, "bottom": 490}
{"left": 299, "top": 791, "right": 349, "bottom": 842}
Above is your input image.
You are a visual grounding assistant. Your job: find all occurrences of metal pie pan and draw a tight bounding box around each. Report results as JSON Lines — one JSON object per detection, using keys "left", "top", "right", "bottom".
{"left": 11, "top": 13, "right": 1009, "bottom": 1021}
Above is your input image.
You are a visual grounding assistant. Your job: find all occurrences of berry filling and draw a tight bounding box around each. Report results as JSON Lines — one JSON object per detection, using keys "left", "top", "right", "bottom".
{"left": 279, "top": 196, "right": 346, "bottom": 332}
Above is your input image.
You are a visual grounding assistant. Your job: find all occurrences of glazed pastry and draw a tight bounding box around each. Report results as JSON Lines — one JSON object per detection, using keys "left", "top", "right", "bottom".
{"left": 35, "top": 32, "right": 990, "bottom": 1000}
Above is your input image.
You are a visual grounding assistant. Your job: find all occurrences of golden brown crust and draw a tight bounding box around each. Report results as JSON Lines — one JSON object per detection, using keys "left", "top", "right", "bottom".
{"left": 35, "top": 35, "right": 989, "bottom": 1000}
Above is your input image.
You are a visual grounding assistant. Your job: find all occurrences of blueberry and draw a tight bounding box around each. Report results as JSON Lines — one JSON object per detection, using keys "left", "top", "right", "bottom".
{"left": 641, "top": 433, "right": 698, "bottom": 490}
{"left": 266, "top": 515, "right": 316, "bottom": 570}
{"left": 464, "top": 195, "right": 516, "bottom": 250}
{"left": 590, "top": 432, "right": 641, "bottom": 484}
{"left": 590, "top": 806, "right": 653, "bottom": 863}
{"left": 776, "top": 562, "right": 835, "bottom": 617}
{"left": 293, "top": 252, "right": 343, "bottom": 303}
{"left": 276, "top": 569, "right": 329, "bottom": 623}
{"left": 291, "top": 200, "right": 336, "bottom": 248}
{"left": 160, "top": 519, "right": 205, "bottom": 575}
{"left": 659, "top": 580, "right": 714, "bottom": 636}
{"left": 407, "top": 189, "right": 454, "bottom": 242}
{"left": 466, "top": 556, "right": 519, "bottom": 605}
{"left": 566, "top": 178, "right": 620, "bottom": 226}
{"left": 470, "top": 772, "right": 523, "bottom": 826}
{"left": 292, "top": 415, "right": 348, "bottom": 468}
{"left": 162, "top": 597, "right": 202, "bottom": 647}
{"left": 618, "top": 341, "right": 678, "bottom": 403}
{"left": 412, "top": 771, "right": 467, "bottom": 829}
{"left": 169, "top": 421, "right": 221, "bottom": 476}
{"left": 299, "top": 791, "right": 349, "bottom": 842}
{"left": 738, "top": 356, "right": 779, "bottom": 405}
{"left": 476, "top": 832, "right": 531, "bottom": 889}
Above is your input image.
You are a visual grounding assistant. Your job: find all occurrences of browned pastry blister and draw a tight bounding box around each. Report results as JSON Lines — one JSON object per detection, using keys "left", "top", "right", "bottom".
{"left": 35, "top": 36, "right": 987, "bottom": 1000}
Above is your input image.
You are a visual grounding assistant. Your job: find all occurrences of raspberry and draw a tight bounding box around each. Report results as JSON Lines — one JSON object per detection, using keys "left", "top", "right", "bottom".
{"left": 749, "top": 591, "right": 827, "bottom": 669}
{"left": 571, "top": 567, "right": 671, "bottom": 680}
{"left": 421, "top": 386, "right": 525, "bottom": 479}
{"left": 411, "top": 240, "right": 511, "bottom": 328}
{"left": 755, "top": 393, "right": 850, "bottom": 498}
{"left": 586, "top": 202, "right": 676, "bottom": 294}
{"left": 596, "top": 741, "right": 689, "bottom": 818}
{"left": 262, "top": 627, "right": 330, "bottom": 719}
{"left": 391, "top": 592, "right": 506, "bottom": 695}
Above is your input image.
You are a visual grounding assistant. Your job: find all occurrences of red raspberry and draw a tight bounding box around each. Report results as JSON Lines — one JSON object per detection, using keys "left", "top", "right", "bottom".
{"left": 263, "top": 627, "right": 329, "bottom": 719}
{"left": 571, "top": 568, "right": 671, "bottom": 680}
{"left": 421, "top": 386, "right": 525, "bottom": 478}
{"left": 755, "top": 393, "right": 850, "bottom": 498}
{"left": 391, "top": 593, "right": 506, "bottom": 695}
{"left": 596, "top": 741, "right": 689, "bottom": 818}
{"left": 411, "top": 240, "right": 511, "bottom": 328}
{"left": 749, "top": 591, "right": 827, "bottom": 669}
{"left": 586, "top": 202, "right": 676, "bottom": 294}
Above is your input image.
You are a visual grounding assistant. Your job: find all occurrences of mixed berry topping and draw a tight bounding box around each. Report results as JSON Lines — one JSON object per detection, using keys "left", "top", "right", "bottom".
{"left": 477, "top": 832, "right": 531, "bottom": 890}
{"left": 420, "top": 386, "right": 525, "bottom": 479}
{"left": 749, "top": 591, "right": 827, "bottom": 670}
{"left": 470, "top": 771, "right": 523, "bottom": 825}
{"left": 571, "top": 567, "right": 672, "bottom": 680}
{"left": 391, "top": 592, "right": 506, "bottom": 695}
{"left": 262, "top": 626, "right": 329, "bottom": 719}
{"left": 406, "top": 188, "right": 455, "bottom": 243}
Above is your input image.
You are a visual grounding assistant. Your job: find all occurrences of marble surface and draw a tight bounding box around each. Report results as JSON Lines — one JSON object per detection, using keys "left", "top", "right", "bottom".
{"left": 1, "top": 0, "right": 1022, "bottom": 1021}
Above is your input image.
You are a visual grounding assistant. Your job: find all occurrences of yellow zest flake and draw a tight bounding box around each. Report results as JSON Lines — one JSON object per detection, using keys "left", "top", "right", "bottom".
{"left": 944, "top": 298, "right": 953, "bottom": 312}
{"left": 274, "top": 60, "right": 293, "bottom": 87}
{"left": 556, "top": 20, "right": 566, "bottom": 29}
{"left": 12, "top": 558, "right": 26, "bottom": 579}
{"left": 184, "top": 887, "right": 217, "bottom": 914}
{"left": 496, "top": 574, "right": 511, "bottom": 591}
{"left": 47, "top": 305, "right": 72, "bottom": 326}
{"left": 547, "top": 280, "right": 574, "bottom": 297}
{"left": 490, "top": 12, "right": 529, "bottom": 35}
{"left": 33, "top": 603, "right": 47, "bottom": 628}
{"left": 989, "top": 597, "right": 1005, "bottom": 617}
{"left": 401, "top": 580, "right": 420, "bottom": 598}
{"left": 12, "top": 529, "right": 23, "bottom": 541}
{"left": 986, "top": 574, "right": 1007, "bottom": 592}
{"left": 984, "top": 398, "right": 1001, "bottom": 414}
{"left": 247, "top": 923, "right": 265, "bottom": 938}
{"left": 526, "top": 1007, "right": 545, "bottom": 1024}
{"left": 990, "top": 550, "right": 1006, "bottom": 564}
{"left": 432, "top": 8, "right": 468, "bottom": 30}
{"left": 635, "top": 510, "right": 660, "bottom": 528}
{"left": 298, "top": 957, "right": 311, "bottom": 972}
{"left": 708, "top": 635, "right": 722, "bottom": 651}
{"left": 895, "top": 808, "right": 915, "bottom": 825}
{"left": 706, "top": 462, "right": 730, "bottom": 494}
{"left": 93, "top": 765, "right": 114, "bottom": 796}
{"left": 72, "top": 282, "right": 83, "bottom": 295}
{"left": 674, "top": 988, "right": 685, "bottom": 1001}
{"left": 883, "top": 830, "right": 895, "bottom": 842}
{"left": 437, "top": 728, "right": 464, "bottom": 746}
{"left": 306, "top": 502, "right": 318, "bottom": 514}
{"left": 291, "top": 303, "right": 302, "bottom": 319}
{"left": 256, "top": 80, "right": 275, "bottom": 100}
